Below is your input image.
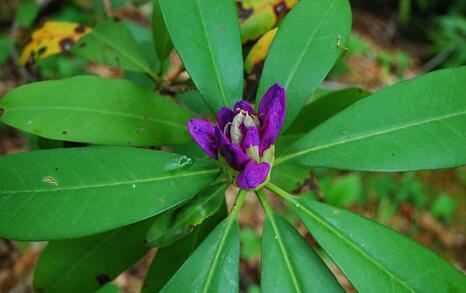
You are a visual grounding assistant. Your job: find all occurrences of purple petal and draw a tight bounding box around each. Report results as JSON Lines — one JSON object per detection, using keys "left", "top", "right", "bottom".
{"left": 258, "top": 83, "right": 286, "bottom": 117}
{"left": 217, "top": 107, "right": 234, "bottom": 131}
{"left": 234, "top": 100, "right": 254, "bottom": 114}
{"left": 236, "top": 161, "right": 270, "bottom": 190}
{"left": 215, "top": 127, "right": 249, "bottom": 170}
{"left": 187, "top": 119, "right": 218, "bottom": 159}
{"left": 258, "top": 83, "right": 286, "bottom": 154}
{"left": 241, "top": 126, "right": 260, "bottom": 150}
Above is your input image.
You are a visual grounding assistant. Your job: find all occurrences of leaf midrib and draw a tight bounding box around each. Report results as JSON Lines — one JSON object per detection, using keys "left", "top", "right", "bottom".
{"left": 292, "top": 198, "right": 416, "bottom": 293}
{"left": 267, "top": 213, "right": 302, "bottom": 293}
{"left": 0, "top": 168, "right": 219, "bottom": 194}
{"left": 201, "top": 217, "right": 235, "bottom": 293}
{"left": 194, "top": 0, "right": 229, "bottom": 108}
{"left": 277, "top": 110, "right": 466, "bottom": 165}
{"left": 281, "top": 0, "right": 337, "bottom": 90}
{"left": 4, "top": 106, "right": 185, "bottom": 129}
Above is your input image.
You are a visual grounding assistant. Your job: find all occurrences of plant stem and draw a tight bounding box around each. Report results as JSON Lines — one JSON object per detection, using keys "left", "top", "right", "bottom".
{"left": 256, "top": 189, "right": 273, "bottom": 216}
{"left": 229, "top": 189, "right": 248, "bottom": 218}
{"left": 265, "top": 182, "right": 294, "bottom": 201}
{"left": 147, "top": 69, "right": 162, "bottom": 85}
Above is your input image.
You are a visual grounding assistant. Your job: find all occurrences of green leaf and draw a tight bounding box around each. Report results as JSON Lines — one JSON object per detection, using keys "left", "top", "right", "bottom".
{"left": 33, "top": 219, "right": 152, "bottom": 293}
{"left": 72, "top": 19, "right": 156, "bottom": 78}
{"left": 152, "top": 0, "right": 173, "bottom": 66}
{"left": 146, "top": 183, "right": 226, "bottom": 247}
{"left": 159, "top": 0, "right": 243, "bottom": 112}
{"left": 177, "top": 90, "right": 211, "bottom": 115}
{"left": 286, "top": 87, "right": 370, "bottom": 135}
{"left": 288, "top": 197, "right": 466, "bottom": 292}
{"left": 271, "top": 162, "right": 310, "bottom": 193}
{"left": 275, "top": 134, "right": 303, "bottom": 156}
{"left": 16, "top": 0, "right": 40, "bottom": 28}
{"left": 278, "top": 67, "right": 466, "bottom": 171}
{"left": 142, "top": 202, "right": 227, "bottom": 292}
{"left": 124, "top": 19, "right": 160, "bottom": 73}
{"left": 0, "top": 146, "right": 219, "bottom": 240}
{"left": 160, "top": 216, "right": 240, "bottom": 292}
{"left": 170, "top": 140, "right": 208, "bottom": 159}
{"left": 0, "top": 76, "right": 193, "bottom": 146}
{"left": 261, "top": 211, "right": 343, "bottom": 293}
{"left": 257, "top": 0, "right": 352, "bottom": 130}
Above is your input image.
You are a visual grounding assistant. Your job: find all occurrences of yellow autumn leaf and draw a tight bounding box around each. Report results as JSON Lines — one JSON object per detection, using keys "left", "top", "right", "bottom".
{"left": 20, "top": 21, "right": 91, "bottom": 66}
{"left": 245, "top": 28, "right": 277, "bottom": 74}
{"left": 238, "top": 0, "right": 298, "bottom": 44}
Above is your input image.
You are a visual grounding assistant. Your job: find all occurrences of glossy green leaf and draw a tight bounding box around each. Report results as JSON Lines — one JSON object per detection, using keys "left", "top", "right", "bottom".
{"left": 271, "top": 162, "right": 310, "bottom": 193}
{"left": 0, "top": 76, "right": 193, "bottom": 146}
{"left": 142, "top": 202, "right": 227, "bottom": 292}
{"left": 275, "top": 134, "right": 302, "bottom": 156}
{"left": 177, "top": 90, "right": 210, "bottom": 115}
{"left": 72, "top": 19, "right": 156, "bottom": 77}
{"left": 0, "top": 146, "right": 219, "bottom": 240}
{"left": 34, "top": 219, "right": 152, "bottom": 293}
{"left": 159, "top": 0, "right": 243, "bottom": 112}
{"left": 257, "top": 0, "right": 352, "bottom": 130}
{"left": 288, "top": 197, "right": 466, "bottom": 292}
{"left": 286, "top": 87, "right": 370, "bottom": 134}
{"left": 261, "top": 211, "right": 343, "bottom": 293}
{"left": 277, "top": 67, "right": 466, "bottom": 171}
{"left": 160, "top": 216, "right": 240, "bottom": 292}
{"left": 124, "top": 20, "right": 159, "bottom": 73}
{"left": 152, "top": 0, "right": 173, "bottom": 66}
{"left": 146, "top": 183, "right": 226, "bottom": 247}
{"left": 170, "top": 140, "right": 208, "bottom": 159}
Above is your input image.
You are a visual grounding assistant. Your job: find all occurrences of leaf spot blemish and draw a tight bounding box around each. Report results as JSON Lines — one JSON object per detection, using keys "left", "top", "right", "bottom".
{"left": 79, "top": 42, "right": 87, "bottom": 49}
{"left": 236, "top": 2, "right": 253, "bottom": 19}
{"left": 42, "top": 176, "right": 58, "bottom": 186}
{"left": 74, "top": 24, "right": 85, "bottom": 34}
{"left": 136, "top": 127, "right": 146, "bottom": 133}
{"left": 62, "top": 130, "right": 68, "bottom": 135}
{"left": 131, "top": 183, "right": 136, "bottom": 189}
{"left": 274, "top": 2, "right": 288, "bottom": 19}
{"left": 0, "top": 108, "right": 5, "bottom": 118}
{"left": 96, "top": 273, "right": 111, "bottom": 286}
{"left": 59, "top": 38, "right": 75, "bottom": 51}
{"left": 37, "top": 47, "right": 47, "bottom": 56}
{"left": 27, "top": 52, "right": 36, "bottom": 65}
{"left": 27, "top": 120, "right": 33, "bottom": 125}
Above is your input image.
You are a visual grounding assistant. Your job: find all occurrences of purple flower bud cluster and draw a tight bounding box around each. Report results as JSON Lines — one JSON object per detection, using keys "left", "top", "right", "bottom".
{"left": 188, "top": 83, "right": 286, "bottom": 190}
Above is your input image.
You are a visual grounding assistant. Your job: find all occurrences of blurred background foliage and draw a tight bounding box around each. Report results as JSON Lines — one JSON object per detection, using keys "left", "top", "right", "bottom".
{"left": 0, "top": 0, "right": 465, "bottom": 292}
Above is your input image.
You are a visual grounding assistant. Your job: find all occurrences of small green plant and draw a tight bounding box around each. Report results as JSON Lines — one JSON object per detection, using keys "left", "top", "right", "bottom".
{"left": 0, "top": 0, "right": 465, "bottom": 292}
